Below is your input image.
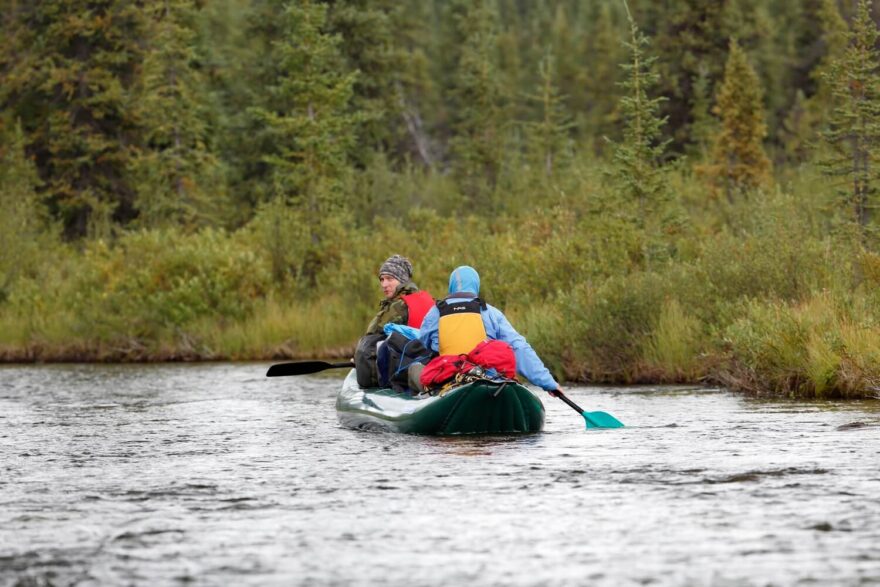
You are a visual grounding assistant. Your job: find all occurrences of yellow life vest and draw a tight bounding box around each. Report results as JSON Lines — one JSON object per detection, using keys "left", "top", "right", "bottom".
{"left": 437, "top": 297, "right": 488, "bottom": 356}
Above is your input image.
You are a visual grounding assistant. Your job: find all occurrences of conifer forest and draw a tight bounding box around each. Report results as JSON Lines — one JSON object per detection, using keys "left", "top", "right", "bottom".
{"left": 4, "top": 0, "right": 880, "bottom": 399}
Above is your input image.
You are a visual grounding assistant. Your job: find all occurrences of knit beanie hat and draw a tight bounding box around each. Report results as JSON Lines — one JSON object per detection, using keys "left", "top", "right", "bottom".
{"left": 378, "top": 254, "right": 413, "bottom": 283}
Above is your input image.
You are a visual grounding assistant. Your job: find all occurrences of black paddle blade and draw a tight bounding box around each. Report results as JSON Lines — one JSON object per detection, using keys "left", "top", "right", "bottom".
{"left": 266, "top": 361, "right": 353, "bottom": 377}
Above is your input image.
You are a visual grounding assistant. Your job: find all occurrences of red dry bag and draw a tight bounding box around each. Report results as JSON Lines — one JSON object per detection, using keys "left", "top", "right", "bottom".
{"left": 419, "top": 355, "right": 471, "bottom": 389}
{"left": 467, "top": 339, "right": 517, "bottom": 379}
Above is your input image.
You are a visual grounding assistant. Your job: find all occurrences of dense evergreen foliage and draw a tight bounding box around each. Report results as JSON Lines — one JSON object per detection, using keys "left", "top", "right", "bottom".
{"left": 704, "top": 38, "right": 771, "bottom": 199}
{"left": 4, "top": 0, "right": 880, "bottom": 398}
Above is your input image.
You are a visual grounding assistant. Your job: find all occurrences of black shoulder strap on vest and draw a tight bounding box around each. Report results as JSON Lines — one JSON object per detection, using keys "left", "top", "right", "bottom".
{"left": 436, "top": 296, "right": 486, "bottom": 317}
{"left": 437, "top": 294, "right": 487, "bottom": 311}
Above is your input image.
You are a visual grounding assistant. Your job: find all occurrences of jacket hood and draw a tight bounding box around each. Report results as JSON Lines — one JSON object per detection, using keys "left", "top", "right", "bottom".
{"left": 448, "top": 266, "right": 480, "bottom": 296}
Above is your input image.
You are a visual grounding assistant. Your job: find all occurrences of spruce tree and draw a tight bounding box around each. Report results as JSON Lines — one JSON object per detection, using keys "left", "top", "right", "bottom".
{"left": 812, "top": 0, "right": 850, "bottom": 115}
{"left": 223, "top": 0, "right": 292, "bottom": 212}
{"left": 523, "top": 50, "right": 574, "bottom": 179}
{"left": 549, "top": 4, "right": 576, "bottom": 89}
{"left": 651, "top": 0, "right": 729, "bottom": 149}
{"left": 131, "top": 0, "right": 227, "bottom": 230}
{"left": 447, "top": 0, "right": 506, "bottom": 208}
{"left": 326, "top": 0, "right": 400, "bottom": 161}
{"left": 0, "top": 1, "right": 148, "bottom": 238}
{"left": 391, "top": 0, "right": 443, "bottom": 167}
{"left": 0, "top": 119, "right": 56, "bottom": 300}
{"left": 707, "top": 38, "right": 772, "bottom": 201}
{"left": 781, "top": 89, "right": 819, "bottom": 164}
{"left": 689, "top": 62, "right": 717, "bottom": 160}
{"left": 752, "top": 0, "right": 803, "bottom": 138}
{"left": 599, "top": 3, "right": 685, "bottom": 271}
{"left": 581, "top": 2, "right": 624, "bottom": 155}
{"left": 722, "top": 0, "right": 780, "bottom": 130}
{"left": 610, "top": 5, "right": 670, "bottom": 231}
{"left": 496, "top": 11, "right": 528, "bottom": 126}
{"left": 251, "top": 0, "right": 359, "bottom": 281}
{"left": 821, "top": 0, "right": 880, "bottom": 242}
{"left": 546, "top": 3, "right": 580, "bottom": 125}
{"left": 260, "top": 0, "right": 358, "bottom": 198}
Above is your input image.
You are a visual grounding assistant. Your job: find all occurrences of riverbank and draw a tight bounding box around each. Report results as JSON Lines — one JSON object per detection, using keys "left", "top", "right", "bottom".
{"left": 3, "top": 291, "right": 879, "bottom": 401}
{"left": 3, "top": 177, "right": 880, "bottom": 400}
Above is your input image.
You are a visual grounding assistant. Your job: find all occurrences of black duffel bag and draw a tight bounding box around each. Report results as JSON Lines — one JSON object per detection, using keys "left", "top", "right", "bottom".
{"left": 354, "top": 333, "right": 386, "bottom": 388}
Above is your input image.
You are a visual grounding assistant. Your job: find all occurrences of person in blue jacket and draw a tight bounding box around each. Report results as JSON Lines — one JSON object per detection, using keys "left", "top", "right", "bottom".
{"left": 416, "top": 265, "right": 563, "bottom": 395}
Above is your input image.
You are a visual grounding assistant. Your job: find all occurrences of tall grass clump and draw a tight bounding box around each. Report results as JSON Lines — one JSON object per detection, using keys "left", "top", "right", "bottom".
{"left": 191, "top": 294, "right": 371, "bottom": 359}
{"left": 837, "top": 320, "right": 880, "bottom": 395}
{"left": 720, "top": 293, "right": 880, "bottom": 398}
{"left": 505, "top": 302, "right": 568, "bottom": 383}
{"left": 642, "top": 298, "right": 706, "bottom": 381}
{"left": 557, "top": 273, "right": 667, "bottom": 382}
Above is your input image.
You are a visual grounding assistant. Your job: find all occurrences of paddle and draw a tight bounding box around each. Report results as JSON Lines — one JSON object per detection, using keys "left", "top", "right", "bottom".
{"left": 266, "top": 360, "right": 353, "bottom": 377}
{"left": 551, "top": 390, "right": 624, "bottom": 429}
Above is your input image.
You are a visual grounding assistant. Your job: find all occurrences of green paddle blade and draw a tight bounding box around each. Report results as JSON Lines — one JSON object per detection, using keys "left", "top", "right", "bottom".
{"left": 583, "top": 411, "right": 624, "bottom": 429}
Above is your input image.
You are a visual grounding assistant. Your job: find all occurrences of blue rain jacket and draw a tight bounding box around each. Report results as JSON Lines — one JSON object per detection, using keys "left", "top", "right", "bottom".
{"left": 418, "top": 266, "right": 559, "bottom": 392}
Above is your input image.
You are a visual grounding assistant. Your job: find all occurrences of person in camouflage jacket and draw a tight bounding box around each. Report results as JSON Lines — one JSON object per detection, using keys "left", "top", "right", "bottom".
{"left": 365, "top": 255, "right": 432, "bottom": 335}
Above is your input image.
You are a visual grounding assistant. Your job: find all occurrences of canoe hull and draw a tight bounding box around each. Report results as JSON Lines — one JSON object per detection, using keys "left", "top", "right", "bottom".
{"left": 336, "top": 370, "right": 544, "bottom": 435}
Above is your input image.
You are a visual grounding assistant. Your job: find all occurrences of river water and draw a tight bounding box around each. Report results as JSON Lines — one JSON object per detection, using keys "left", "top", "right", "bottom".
{"left": 1, "top": 363, "right": 879, "bottom": 586}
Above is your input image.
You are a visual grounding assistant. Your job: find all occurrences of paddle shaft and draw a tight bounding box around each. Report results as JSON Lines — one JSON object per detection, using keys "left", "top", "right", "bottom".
{"left": 552, "top": 390, "right": 586, "bottom": 414}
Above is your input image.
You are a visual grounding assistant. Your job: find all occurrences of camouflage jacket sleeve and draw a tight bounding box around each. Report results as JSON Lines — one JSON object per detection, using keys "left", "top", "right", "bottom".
{"left": 365, "top": 298, "right": 409, "bottom": 335}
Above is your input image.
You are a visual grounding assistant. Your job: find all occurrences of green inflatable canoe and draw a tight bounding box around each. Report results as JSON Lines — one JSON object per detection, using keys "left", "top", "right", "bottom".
{"left": 336, "top": 369, "right": 545, "bottom": 435}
